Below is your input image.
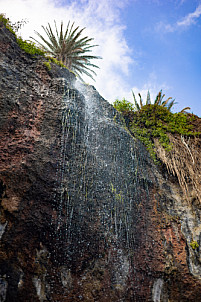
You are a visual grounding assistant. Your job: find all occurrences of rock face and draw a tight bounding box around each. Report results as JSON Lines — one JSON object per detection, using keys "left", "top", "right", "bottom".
{"left": 1, "top": 25, "right": 201, "bottom": 302}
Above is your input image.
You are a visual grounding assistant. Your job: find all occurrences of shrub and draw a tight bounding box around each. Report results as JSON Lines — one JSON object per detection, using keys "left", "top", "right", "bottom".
{"left": 190, "top": 240, "right": 199, "bottom": 250}
{"left": 0, "top": 13, "right": 15, "bottom": 35}
{"left": 113, "top": 96, "right": 199, "bottom": 163}
{"left": 43, "top": 61, "right": 51, "bottom": 70}
{"left": 16, "top": 37, "right": 45, "bottom": 56}
{"left": 113, "top": 98, "right": 135, "bottom": 113}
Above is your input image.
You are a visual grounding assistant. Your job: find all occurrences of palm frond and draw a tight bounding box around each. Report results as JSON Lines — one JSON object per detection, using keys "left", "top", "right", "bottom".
{"left": 63, "top": 20, "right": 70, "bottom": 41}
{"left": 167, "top": 99, "right": 176, "bottom": 111}
{"left": 130, "top": 89, "right": 185, "bottom": 113}
{"left": 154, "top": 90, "right": 176, "bottom": 111}
{"left": 75, "top": 65, "right": 97, "bottom": 81}
{"left": 31, "top": 31, "right": 55, "bottom": 52}
{"left": 138, "top": 93, "right": 143, "bottom": 108}
{"left": 160, "top": 93, "right": 165, "bottom": 104}
{"left": 162, "top": 97, "right": 172, "bottom": 107}
{"left": 30, "top": 20, "right": 101, "bottom": 80}
{"left": 155, "top": 90, "right": 162, "bottom": 105}
{"left": 146, "top": 91, "right": 151, "bottom": 105}
{"left": 180, "top": 107, "right": 191, "bottom": 113}
{"left": 132, "top": 90, "right": 140, "bottom": 111}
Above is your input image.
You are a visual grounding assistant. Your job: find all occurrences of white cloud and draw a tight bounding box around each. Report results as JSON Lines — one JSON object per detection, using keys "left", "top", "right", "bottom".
{"left": 107, "top": 71, "right": 171, "bottom": 107}
{"left": 130, "top": 72, "right": 171, "bottom": 105}
{"left": 177, "top": 3, "right": 201, "bottom": 27}
{"left": 0, "top": 0, "right": 133, "bottom": 103}
{"left": 155, "top": 22, "right": 175, "bottom": 33}
{"left": 156, "top": 3, "right": 201, "bottom": 33}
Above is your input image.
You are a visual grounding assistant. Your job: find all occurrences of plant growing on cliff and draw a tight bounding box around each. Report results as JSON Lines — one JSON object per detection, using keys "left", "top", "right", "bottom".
{"left": 113, "top": 91, "right": 198, "bottom": 163}
{"left": 31, "top": 21, "right": 101, "bottom": 81}
{"left": 17, "top": 37, "right": 45, "bottom": 56}
{"left": 113, "top": 92, "right": 201, "bottom": 203}
{"left": 0, "top": 14, "right": 45, "bottom": 56}
{"left": 0, "top": 13, "right": 16, "bottom": 35}
{"left": 0, "top": 13, "right": 28, "bottom": 33}
{"left": 132, "top": 89, "right": 191, "bottom": 113}
{"left": 129, "top": 105, "right": 196, "bottom": 162}
{"left": 43, "top": 61, "right": 51, "bottom": 71}
{"left": 113, "top": 98, "right": 135, "bottom": 113}
{"left": 190, "top": 240, "right": 199, "bottom": 250}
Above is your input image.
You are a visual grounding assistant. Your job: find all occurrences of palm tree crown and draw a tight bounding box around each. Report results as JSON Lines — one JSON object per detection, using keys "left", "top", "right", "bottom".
{"left": 31, "top": 21, "right": 101, "bottom": 81}
{"left": 132, "top": 90, "right": 190, "bottom": 112}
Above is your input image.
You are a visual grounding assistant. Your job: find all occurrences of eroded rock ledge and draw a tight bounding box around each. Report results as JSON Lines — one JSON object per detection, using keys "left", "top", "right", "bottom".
{"left": 1, "top": 24, "right": 201, "bottom": 302}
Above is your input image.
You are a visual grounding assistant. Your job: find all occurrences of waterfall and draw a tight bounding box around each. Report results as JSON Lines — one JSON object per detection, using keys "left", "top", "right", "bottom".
{"left": 48, "top": 78, "right": 154, "bottom": 300}
{"left": 0, "top": 276, "right": 7, "bottom": 302}
{"left": 152, "top": 278, "right": 164, "bottom": 302}
{"left": 0, "top": 222, "right": 7, "bottom": 240}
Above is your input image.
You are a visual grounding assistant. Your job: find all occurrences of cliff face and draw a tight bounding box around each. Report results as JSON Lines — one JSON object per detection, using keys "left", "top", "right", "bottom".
{"left": 1, "top": 25, "right": 201, "bottom": 302}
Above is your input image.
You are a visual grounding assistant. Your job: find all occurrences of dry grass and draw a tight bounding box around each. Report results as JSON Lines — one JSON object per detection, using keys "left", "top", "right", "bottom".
{"left": 154, "top": 133, "right": 201, "bottom": 203}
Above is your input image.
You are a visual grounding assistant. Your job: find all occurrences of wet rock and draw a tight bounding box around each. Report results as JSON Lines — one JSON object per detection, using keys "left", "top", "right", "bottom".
{"left": 1, "top": 24, "right": 201, "bottom": 301}
{"left": 0, "top": 275, "right": 8, "bottom": 302}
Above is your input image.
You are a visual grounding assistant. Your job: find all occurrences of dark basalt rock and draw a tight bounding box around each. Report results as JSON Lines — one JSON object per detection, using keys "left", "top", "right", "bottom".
{"left": 1, "top": 25, "right": 201, "bottom": 302}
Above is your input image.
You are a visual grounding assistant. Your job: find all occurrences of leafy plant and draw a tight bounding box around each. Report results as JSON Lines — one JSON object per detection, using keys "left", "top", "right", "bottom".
{"left": 132, "top": 89, "right": 191, "bottom": 113}
{"left": 0, "top": 13, "right": 8, "bottom": 26}
{"left": 113, "top": 98, "right": 135, "bottom": 127}
{"left": 16, "top": 37, "right": 45, "bottom": 56}
{"left": 113, "top": 92, "right": 198, "bottom": 163}
{"left": 0, "top": 13, "right": 27, "bottom": 33}
{"left": 31, "top": 20, "right": 101, "bottom": 81}
{"left": 10, "top": 18, "right": 28, "bottom": 33}
{"left": 130, "top": 105, "right": 196, "bottom": 162}
{"left": 0, "top": 13, "right": 16, "bottom": 35}
{"left": 0, "top": 14, "right": 45, "bottom": 57}
{"left": 46, "top": 56, "right": 66, "bottom": 68}
{"left": 43, "top": 61, "right": 51, "bottom": 70}
{"left": 190, "top": 240, "right": 199, "bottom": 250}
{"left": 113, "top": 98, "right": 135, "bottom": 112}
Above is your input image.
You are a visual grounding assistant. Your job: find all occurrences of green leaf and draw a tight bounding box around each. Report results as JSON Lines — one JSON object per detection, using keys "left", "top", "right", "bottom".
{"left": 30, "top": 20, "right": 101, "bottom": 80}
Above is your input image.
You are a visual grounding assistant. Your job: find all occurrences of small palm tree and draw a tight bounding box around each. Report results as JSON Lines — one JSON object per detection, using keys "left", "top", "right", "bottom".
{"left": 31, "top": 21, "right": 101, "bottom": 81}
{"left": 132, "top": 90, "right": 190, "bottom": 112}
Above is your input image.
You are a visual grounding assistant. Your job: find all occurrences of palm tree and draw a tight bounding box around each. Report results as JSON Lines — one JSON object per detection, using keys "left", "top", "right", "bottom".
{"left": 31, "top": 21, "right": 101, "bottom": 81}
{"left": 132, "top": 90, "right": 190, "bottom": 112}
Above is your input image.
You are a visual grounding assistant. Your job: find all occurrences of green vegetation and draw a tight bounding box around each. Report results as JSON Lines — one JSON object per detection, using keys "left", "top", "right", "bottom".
{"left": 0, "top": 13, "right": 16, "bottom": 35}
{"left": 1, "top": 15, "right": 95, "bottom": 74}
{"left": 46, "top": 56, "right": 66, "bottom": 68}
{"left": 131, "top": 89, "right": 190, "bottom": 113}
{"left": 43, "top": 57, "right": 72, "bottom": 72}
{"left": 113, "top": 91, "right": 199, "bottom": 163}
{"left": 16, "top": 37, "right": 45, "bottom": 56}
{"left": 43, "top": 61, "right": 51, "bottom": 70}
{"left": 31, "top": 20, "right": 102, "bottom": 81}
{"left": 190, "top": 240, "right": 199, "bottom": 250}
{"left": 113, "top": 98, "right": 135, "bottom": 112}
{"left": 130, "top": 105, "right": 197, "bottom": 162}
{"left": 0, "top": 14, "right": 45, "bottom": 56}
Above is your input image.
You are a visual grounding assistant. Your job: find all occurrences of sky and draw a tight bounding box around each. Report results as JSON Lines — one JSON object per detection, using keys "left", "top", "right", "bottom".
{"left": 1, "top": 0, "right": 201, "bottom": 116}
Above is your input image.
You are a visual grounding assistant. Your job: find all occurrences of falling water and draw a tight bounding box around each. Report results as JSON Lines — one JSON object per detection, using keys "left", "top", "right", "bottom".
{"left": 0, "top": 276, "right": 7, "bottom": 302}
{"left": 48, "top": 78, "right": 155, "bottom": 300}
{"left": 50, "top": 78, "right": 81, "bottom": 262}
{"left": 0, "top": 222, "right": 7, "bottom": 240}
{"left": 152, "top": 278, "right": 164, "bottom": 302}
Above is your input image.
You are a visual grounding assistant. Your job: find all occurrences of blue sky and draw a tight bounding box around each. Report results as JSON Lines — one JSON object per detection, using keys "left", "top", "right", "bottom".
{"left": 121, "top": 0, "right": 201, "bottom": 115}
{"left": 1, "top": 0, "right": 201, "bottom": 116}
